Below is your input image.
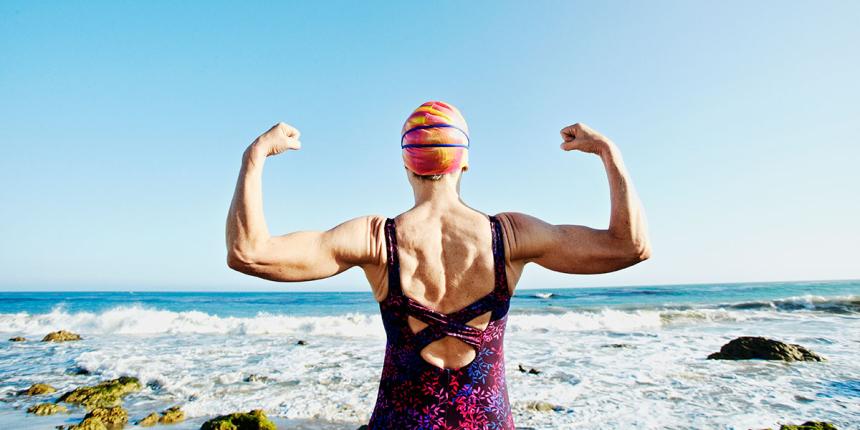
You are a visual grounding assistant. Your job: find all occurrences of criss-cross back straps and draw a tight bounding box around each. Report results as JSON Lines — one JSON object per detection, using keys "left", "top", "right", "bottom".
{"left": 407, "top": 300, "right": 484, "bottom": 348}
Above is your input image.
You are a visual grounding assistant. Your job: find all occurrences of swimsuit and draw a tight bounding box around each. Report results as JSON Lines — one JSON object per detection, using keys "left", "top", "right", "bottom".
{"left": 368, "top": 215, "right": 515, "bottom": 430}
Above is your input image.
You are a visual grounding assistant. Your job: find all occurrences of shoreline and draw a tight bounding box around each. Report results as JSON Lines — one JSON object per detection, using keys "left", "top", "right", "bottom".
{"left": 1, "top": 282, "right": 857, "bottom": 429}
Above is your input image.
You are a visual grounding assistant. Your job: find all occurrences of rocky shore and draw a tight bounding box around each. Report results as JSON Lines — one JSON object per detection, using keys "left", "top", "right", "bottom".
{"left": 6, "top": 329, "right": 844, "bottom": 429}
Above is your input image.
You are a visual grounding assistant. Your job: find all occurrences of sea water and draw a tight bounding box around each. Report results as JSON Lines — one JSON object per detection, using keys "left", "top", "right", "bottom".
{"left": 0, "top": 280, "right": 858, "bottom": 429}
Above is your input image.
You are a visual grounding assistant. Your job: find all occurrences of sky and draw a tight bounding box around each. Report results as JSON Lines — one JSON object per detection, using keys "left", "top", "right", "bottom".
{"left": 1, "top": 1, "right": 858, "bottom": 291}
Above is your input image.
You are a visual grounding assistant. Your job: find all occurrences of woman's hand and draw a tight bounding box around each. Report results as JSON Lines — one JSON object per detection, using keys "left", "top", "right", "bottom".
{"left": 559, "top": 123, "right": 616, "bottom": 157}
{"left": 248, "top": 122, "right": 302, "bottom": 158}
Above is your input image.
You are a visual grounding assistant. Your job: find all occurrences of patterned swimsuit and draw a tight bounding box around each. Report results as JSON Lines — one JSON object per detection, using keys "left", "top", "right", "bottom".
{"left": 368, "top": 215, "right": 515, "bottom": 430}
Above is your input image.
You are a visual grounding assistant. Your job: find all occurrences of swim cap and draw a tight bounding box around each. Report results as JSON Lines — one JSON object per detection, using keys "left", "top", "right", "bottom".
{"left": 400, "top": 101, "right": 470, "bottom": 176}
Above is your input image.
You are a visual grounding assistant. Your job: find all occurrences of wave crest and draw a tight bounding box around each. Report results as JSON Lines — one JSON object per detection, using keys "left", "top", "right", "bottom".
{"left": 0, "top": 305, "right": 384, "bottom": 338}
{"left": 1, "top": 295, "right": 855, "bottom": 338}
{"left": 721, "top": 294, "right": 860, "bottom": 313}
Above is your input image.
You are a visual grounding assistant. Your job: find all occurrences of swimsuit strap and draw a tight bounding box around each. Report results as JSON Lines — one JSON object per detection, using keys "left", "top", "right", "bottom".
{"left": 383, "top": 218, "right": 403, "bottom": 297}
{"left": 489, "top": 215, "right": 511, "bottom": 297}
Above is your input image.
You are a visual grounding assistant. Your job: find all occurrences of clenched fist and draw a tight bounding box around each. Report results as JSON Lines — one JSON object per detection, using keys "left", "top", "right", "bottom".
{"left": 250, "top": 122, "right": 302, "bottom": 158}
{"left": 559, "top": 123, "right": 615, "bottom": 156}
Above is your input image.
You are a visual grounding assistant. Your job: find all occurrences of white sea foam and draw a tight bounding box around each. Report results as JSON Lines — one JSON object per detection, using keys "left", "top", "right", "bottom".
{"left": 1, "top": 301, "right": 859, "bottom": 429}
{"left": 0, "top": 306, "right": 385, "bottom": 338}
{"left": 0, "top": 304, "right": 782, "bottom": 339}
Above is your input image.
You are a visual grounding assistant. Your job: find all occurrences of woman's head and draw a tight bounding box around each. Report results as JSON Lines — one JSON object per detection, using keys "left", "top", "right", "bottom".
{"left": 401, "top": 101, "right": 469, "bottom": 178}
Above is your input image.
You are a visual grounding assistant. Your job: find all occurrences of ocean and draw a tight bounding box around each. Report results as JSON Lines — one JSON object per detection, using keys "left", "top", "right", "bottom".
{"left": 1, "top": 280, "right": 858, "bottom": 429}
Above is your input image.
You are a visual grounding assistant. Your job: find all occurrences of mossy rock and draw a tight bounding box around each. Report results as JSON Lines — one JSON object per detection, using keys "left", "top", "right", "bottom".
{"left": 67, "top": 417, "right": 108, "bottom": 430}
{"left": 42, "top": 330, "right": 82, "bottom": 342}
{"left": 20, "top": 383, "right": 57, "bottom": 395}
{"left": 200, "top": 409, "right": 276, "bottom": 430}
{"left": 58, "top": 376, "right": 141, "bottom": 409}
{"left": 159, "top": 406, "right": 185, "bottom": 424}
{"left": 26, "top": 402, "right": 67, "bottom": 415}
{"left": 137, "top": 412, "right": 159, "bottom": 427}
{"left": 707, "top": 337, "right": 824, "bottom": 361}
{"left": 780, "top": 422, "right": 838, "bottom": 430}
{"left": 9, "top": 336, "right": 26, "bottom": 342}
{"left": 85, "top": 406, "right": 128, "bottom": 427}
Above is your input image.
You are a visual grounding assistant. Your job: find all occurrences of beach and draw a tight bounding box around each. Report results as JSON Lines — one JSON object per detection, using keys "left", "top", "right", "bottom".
{"left": 1, "top": 280, "right": 858, "bottom": 429}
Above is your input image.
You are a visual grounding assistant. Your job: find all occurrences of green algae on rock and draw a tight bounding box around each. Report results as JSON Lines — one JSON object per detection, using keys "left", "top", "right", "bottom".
{"left": 159, "top": 405, "right": 185, "bottom": 424}
{"left": 85, "top": 405, "right": 128, "bottom": 427}
{"left": 778, "top": 422, "right": 838, "bottom": 430}
{"left": 42, "top": 330, "right": 82, "bottom": 342}
{"left": 66, "top": 417, "right": 108, "bottom": 430}
{"left": 138, "top": 412, "right": 159, "bottom": 427}
{"left": 19, "top": 383, "right": 57, "bottom": 395}
{"left": 26, "top": 402, "right": 68, "bottom": 415}
{"left": 200, "top": 409, "right": 276, "bottom": 430}
{"left": 58, "top": 376, "right": 142, "bottom": 409}
{"left": 707, "top": 337, "right": 825, "bottom": 362}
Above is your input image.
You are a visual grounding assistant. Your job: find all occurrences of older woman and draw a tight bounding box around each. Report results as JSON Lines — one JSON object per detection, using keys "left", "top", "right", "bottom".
{"left": 226, "top": 101, "right": 650, "bottom": 429}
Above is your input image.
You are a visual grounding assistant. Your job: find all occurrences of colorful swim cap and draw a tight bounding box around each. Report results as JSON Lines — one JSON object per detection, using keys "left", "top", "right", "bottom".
{"left": 400, "top": 101, "right": 470, "bottom": 176}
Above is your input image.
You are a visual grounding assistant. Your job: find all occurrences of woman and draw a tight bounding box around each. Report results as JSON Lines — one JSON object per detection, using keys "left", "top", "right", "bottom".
{"left": 226, "top": 101, "right": 650, "bottom": 429}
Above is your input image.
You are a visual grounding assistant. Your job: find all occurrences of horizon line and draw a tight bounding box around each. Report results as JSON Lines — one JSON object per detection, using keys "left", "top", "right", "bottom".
{"left": 0, "top": 277, "right": 856, "bottom": 294}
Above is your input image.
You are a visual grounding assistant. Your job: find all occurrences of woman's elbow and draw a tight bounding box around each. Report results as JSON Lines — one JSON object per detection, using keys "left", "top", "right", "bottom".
{"left": 637, "top": 247, "right": 652, "bottom": 262}
{"left": 617, "top": 239, "right": 651, "bottom": 266}
{"left": 630, "top": 241, "right": 652, "bottom": 263}
{"left": 226, "top": 246, "right": 260, "bottom": 274}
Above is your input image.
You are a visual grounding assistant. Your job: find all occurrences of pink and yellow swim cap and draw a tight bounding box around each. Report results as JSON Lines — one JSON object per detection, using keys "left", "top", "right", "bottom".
{"left": 400, "top": 101, "right": 470, "bottom": 176}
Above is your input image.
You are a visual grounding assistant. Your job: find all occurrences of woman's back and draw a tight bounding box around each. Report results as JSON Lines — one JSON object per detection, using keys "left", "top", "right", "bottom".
{"left": 384, "top": 206, "right": 519, "bottom": 369}
{"left": 369, "top": 207, "right": 516, "bottom": 429}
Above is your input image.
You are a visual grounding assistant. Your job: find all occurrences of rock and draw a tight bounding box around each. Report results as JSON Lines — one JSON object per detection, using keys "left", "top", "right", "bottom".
{"left": 244, "top": 374, "right": 270, "bottom": 383}
{"left": 42, "top": 330, "right": 82, "bottom": 342}
{"left": 357, "top": 426, "right": 369, "bottom": 430}
{"left": 200, "top": 409, "right": 277, "bottom": 430}
{"left": 20, "top": 383, "right": 57, "bottom": 395}
{"left": 779, "top": 422, "right": 838, "bottom": 430}
{"left": 159, "top": 406, "right": 185, "bottom": 424}
{"left": 9, "top": 336, "right": 26, "bottom": 342}
{"left": 58, "top": 376, "right": 142, "bottom": 409}
{"left": 67, "top": 417, "right": 108, "bottom": 430}
{"left": 518, "top": 364, "right": 541, "bottom": 375}
{"left": 524, "top": 401, "right": 561, "bottom": 412}
{"left": 68, "top": 366, "right": 92, "bottom": 376}
{"left": 602, "top": 343, "right": 633, "bottom": 348}
{"left": 84, "top": 406, "right": 128, "bottom": 428}
{"left": 26, "top": 403, "right": 68, "bottom": 415}
{"left": 707, "top": 337, "right": 825, "bottom": 362}
{"left": 138, "top": 412, "right": 159, "bottom": 427}
{"left": 296, "top": 340, "right": 307, "bottom": 346}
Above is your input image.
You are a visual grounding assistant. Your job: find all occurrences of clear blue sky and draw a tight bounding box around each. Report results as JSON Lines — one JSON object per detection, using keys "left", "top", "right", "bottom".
{"left": 1, "top": 1, "right": 858, "bottom": 291}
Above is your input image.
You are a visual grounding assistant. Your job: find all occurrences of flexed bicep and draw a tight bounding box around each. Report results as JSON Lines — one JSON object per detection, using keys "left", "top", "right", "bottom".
{"left": 494, "top": 123, "right": 650, "bottom": 276}
{"left": 497, "top": 212, "right": 646, "bottom": 275}
{"left": 229, "top": 215, "right": 386, "bottom": 282}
